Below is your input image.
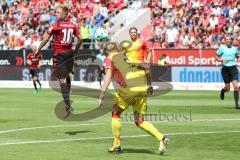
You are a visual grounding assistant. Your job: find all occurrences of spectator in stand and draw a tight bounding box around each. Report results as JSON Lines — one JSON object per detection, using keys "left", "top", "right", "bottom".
{"left": 152, "top": 14, "right": 162, "bottom": 31}
{"left": 49, "top": 9, "right": 56, "bottom": 25}
{"left": 80, "top": 19, "right": 90, "bottom": 49}
{"left": 234, "top": 10, "right": 240, "bottom": 26}
{"left": 152, "top": 4, "right": 162, "bottom": 18}
{"left": 199, "top": 13, "right": 210, "bottom": 28}
{"left": 39, "top": 8, "right": 50, "bottom": 28}
{"left": 229, "top": 3, "right": 238, "bottom": 19}
{"left": 189, "top": 31, "right": 196, "bottom": 46}
{"left": 1, "top": 0, "right": 8, "bottom": 14}
{"left": 131, "top": 0, "right": 142, "bottom": 10}
{"left": 0, "top": 33, "right": 6, "bottom": 50}
{"left": 218, "top": 13, "right": 227, "bottom": 27}
{"left": 89, "top": 20, "right": 97, "bottom": 49}
{"left": 8, "top": 24, "right": 17, "bottom": 49}
{"left": 85, "top": 16, "right": 91, "bottom": 27}
{"left": 161, "top": 0, "right": 169, "bottom": 13}
{"left": 23, "top": 34, "right": 32, "bottom": 49}
{"left": 191, "top": 0, "right": 200, "bottom": 10}
{"left": 212, "top": 3, "right": 221, "bottom": 16}
{"left": 32, "top": 35, "right": 42, "bottom": 49}
{"left": 96, "top": 48, "right": 106, "bottom": 87}
{"left": 158, "top": 53, "right": 168, "bottom": 66}
{"left": 148, "top": 1, "right": 239, "bottom": 49}
{"left": 174, "top": 4, "right": 184, "bottom": 17}
{"left": 165, "top": 23, "right": 178, "bottom": 48}
{"left": 107, "top": 1, "right": 116, "bottom": 14}
{"left": 209, "top": 14, "right": 218, "bottom": 29}
{"left": 155, "top": 22, "right": 166, "bottom": 44}
{"left": 93, "top": 0, "right": 101, "bottom": 15}
{"left": 165, "top": 12, "right": 174, "bottom": 27}
{"left": 20, "top": 0, "right": 29, "bottom": 15}
{"left": 173, "top": 13, "right": 182, "bottom": 28}
{"left": 95, "top": 12, "right": 104, "bottom": 26}
{"left": 179, "top": 30, "right": 190, "bottom": 48}
{"left": 211, "top": 24, "right": 221, "bottom": 35}
{"left": 0, "top": 0, "right": 238, "bottom": 50}
{"left": 99, "top": 3, "right": 108, "bottom": 19}
{"left": 106, "top": 21, "right": 115, "bottom": 36}
{"left": 229, "top": 22, "right": 239, "bottom": 37}
{"left": 148, "top": 30, "right": 160, "bottom": 47}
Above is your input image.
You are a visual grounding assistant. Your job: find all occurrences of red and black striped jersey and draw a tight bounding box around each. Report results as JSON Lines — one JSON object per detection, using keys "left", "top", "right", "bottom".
{"left": 27, "top": 53, "right": 42, "bottom": 69}
{"left": 47, "top": 19, "right": 80, "bottom": 56}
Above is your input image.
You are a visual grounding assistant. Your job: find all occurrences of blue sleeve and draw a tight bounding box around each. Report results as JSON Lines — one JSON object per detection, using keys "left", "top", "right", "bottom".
{"left": 216, "top": 46, "right": 223, "bottom": 56}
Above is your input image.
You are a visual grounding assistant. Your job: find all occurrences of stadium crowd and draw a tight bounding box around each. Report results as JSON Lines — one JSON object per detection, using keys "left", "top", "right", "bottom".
{"left": 0, "top": 0, "right": 127, "bottom": 50}
{"left": 148, "top": 0, "right": 240, "bottom": 49}
{"left": 0, "top": 0, "right": 239, "bottom": 50}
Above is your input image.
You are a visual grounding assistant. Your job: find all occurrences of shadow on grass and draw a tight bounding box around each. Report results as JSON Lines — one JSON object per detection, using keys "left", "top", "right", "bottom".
{"left": 224, "top": 107, "right": 240, "bottom": 110}
{"left": 64, "top": 130, "right": 91, "bottom": 135}
{"left": 122, "top": 148, "right": 165, "bottom": 156}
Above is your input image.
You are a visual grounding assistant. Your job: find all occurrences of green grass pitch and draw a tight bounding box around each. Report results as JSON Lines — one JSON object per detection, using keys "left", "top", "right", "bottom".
{"left": 0, "top": 88, "right": 240, "bottom": 160}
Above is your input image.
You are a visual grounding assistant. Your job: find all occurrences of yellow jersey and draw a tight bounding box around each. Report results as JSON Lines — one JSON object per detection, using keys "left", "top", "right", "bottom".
{"left": 124, "top": 39, "right": 148, "bottom": 64}
{"left": 104, "top": 51, "right": 147, "bottom": 92}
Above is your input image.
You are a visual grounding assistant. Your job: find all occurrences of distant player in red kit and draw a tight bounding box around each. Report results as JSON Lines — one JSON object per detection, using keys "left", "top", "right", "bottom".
{"left": 27, "top": 45, "right": 42, "bottom": 93}
{"left": 34, "top": 5, "right": 82, "bottom": 118}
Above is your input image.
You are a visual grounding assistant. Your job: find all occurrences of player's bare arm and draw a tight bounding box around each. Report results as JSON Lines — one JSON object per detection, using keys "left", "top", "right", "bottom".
{"left": 215, "top": 55, "right": 228, "bottom": 64}
{"left": 236, "top": 56, "right": 239, "bottom": 61}
{"left": 145, "top": 49, "right": 152, "bottom": 64}
{"left": 38, "top": 59, "right": 43, "bottom": 69}
{"left": 74, "top": 33, "right": 83, "bottom": 53}
{"left": 215, "top": 55, "right": 222, "bottom": 62}
{"left": 138, "top": 44, "right": 152, "bottom": 67}
{"left": 99, "top": 67, "right": 112, "bottom": 106}
{"left": 139, "top": 48, "right": 153, "bottom": 94}
{"left": 34, "top": 33, "right": 51, "bottom": 56}
{"left": 26, "top": 59, "right": 32, "bottom": 65}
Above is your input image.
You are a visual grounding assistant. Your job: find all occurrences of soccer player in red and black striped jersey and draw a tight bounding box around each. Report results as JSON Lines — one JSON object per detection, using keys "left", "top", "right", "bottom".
{"left": 27, "top": 45, "right": 42, "bottom": 93}
{"left": 34, "top": 5, "right": 82, "bottom": 118}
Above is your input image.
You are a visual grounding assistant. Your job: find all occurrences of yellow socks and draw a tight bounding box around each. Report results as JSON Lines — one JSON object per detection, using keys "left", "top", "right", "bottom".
{"left": 112, "top": 116, "right": 121, "bottom": 146}
{"left": 138, "top": 121, "right": 163, "bottom": 141}
{"left": 111, "top": 113, "right": 163, "bottom": 147}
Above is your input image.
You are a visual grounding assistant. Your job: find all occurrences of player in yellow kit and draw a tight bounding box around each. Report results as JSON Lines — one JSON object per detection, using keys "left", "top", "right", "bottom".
{"left": 99, "top": 40, "right": 168, "bottom": 155}
{"left": 125, "top": 27, "right": 151, "bottom": 64}
{"left": 123, "top": 27, "right": 153, "bottom": 91}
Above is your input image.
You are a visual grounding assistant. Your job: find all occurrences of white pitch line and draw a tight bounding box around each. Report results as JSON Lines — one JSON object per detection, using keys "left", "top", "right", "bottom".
{"left": 0, "top": 123, "right": 110, "bottom": 134}
{"left": 1, "top": 130, "right": 240, "bottom": 146}
{"left": 0, "top": 119, "right": 240, "bottom": 135}
{"left": 191, "top": 118, "right": 240, "bottom": 122}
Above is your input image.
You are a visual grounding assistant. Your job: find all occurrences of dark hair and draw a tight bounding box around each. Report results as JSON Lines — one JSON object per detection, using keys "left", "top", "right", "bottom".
{"left": 129, "top": 27, "right": 137, "bottom": 33}
{"left": 161, "top": 53, "right": 167, "bottom": 58}
{"left": 105, "top": 42, "right": 118, "bottom": 52}
{"left": 225, "top": 34, "right": 233, "bottom": 40}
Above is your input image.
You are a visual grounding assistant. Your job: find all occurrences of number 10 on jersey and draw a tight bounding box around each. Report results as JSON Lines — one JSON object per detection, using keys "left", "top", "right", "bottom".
{"left": 61, "top": 28, "right": 73, "bottom": 44}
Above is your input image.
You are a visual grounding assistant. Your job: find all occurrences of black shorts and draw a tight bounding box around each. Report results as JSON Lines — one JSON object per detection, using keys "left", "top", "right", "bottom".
{"left": 168, "top": 42, "right": 175, "bottom": 48}
{"left": 30, "top": 69, "right": 39, "bottom": 78}
{"left": 221, "top": 66, "right": 238, "bottom": 83}
{"left": 98, "top": 66, "right": 105, "bottom": 81}
{"left": 53, "top": 51, "right": 74, "bottom": 79}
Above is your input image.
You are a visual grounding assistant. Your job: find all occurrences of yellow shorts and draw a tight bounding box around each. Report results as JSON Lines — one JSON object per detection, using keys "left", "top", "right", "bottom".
{"left": 113, "top": 88, "right": 147, "bottom": 114}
